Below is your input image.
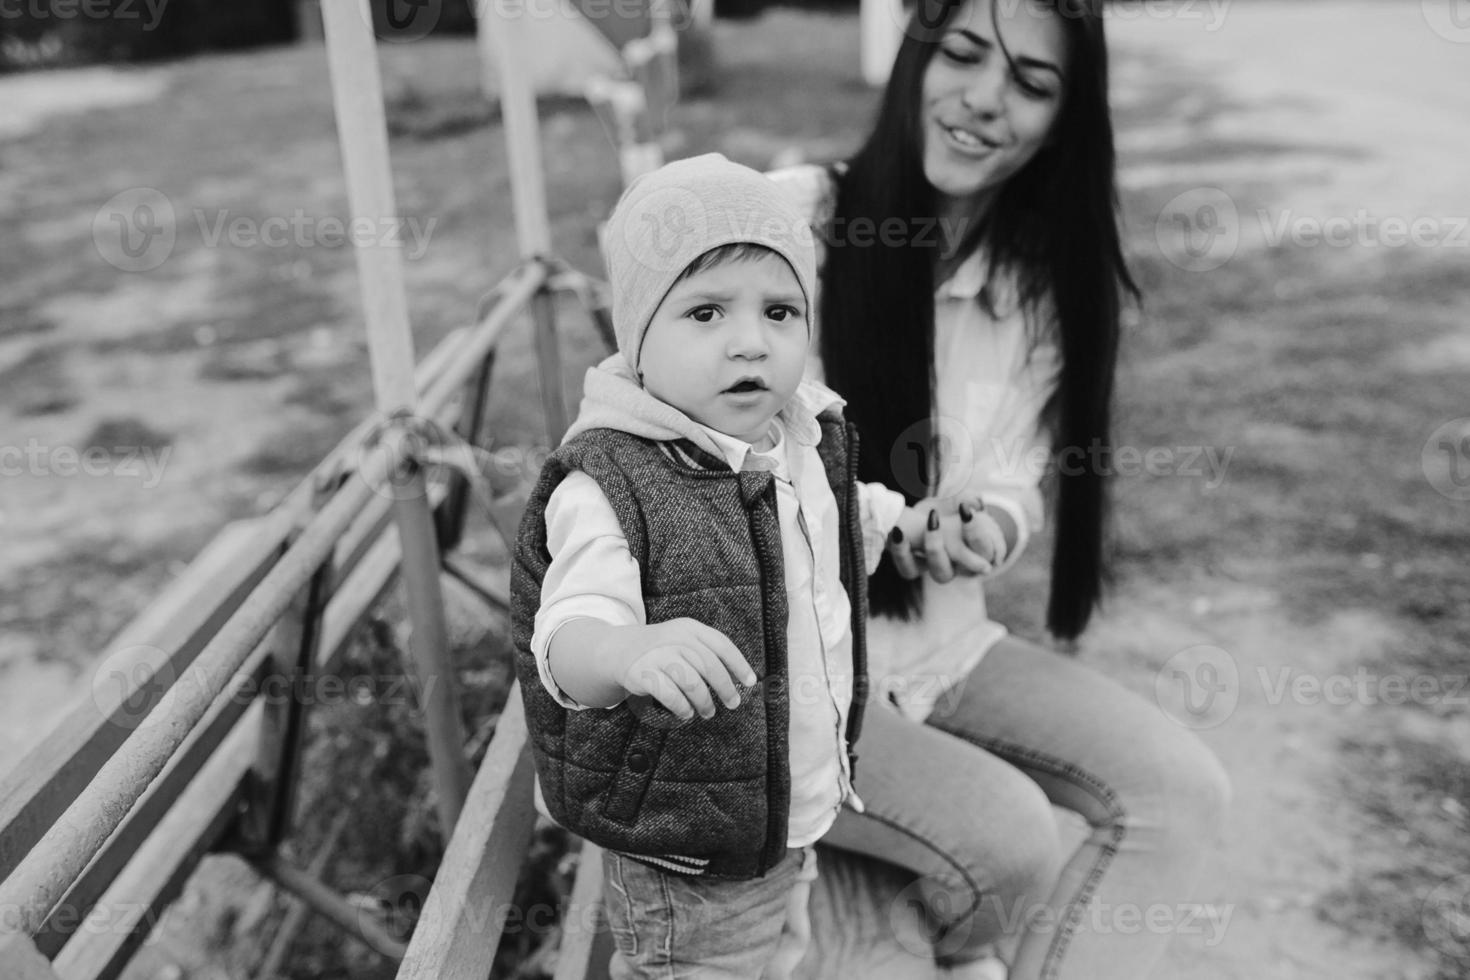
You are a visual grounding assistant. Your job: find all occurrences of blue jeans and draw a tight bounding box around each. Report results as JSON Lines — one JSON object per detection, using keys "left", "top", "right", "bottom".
{"left": 603, "top": 846, "right": 819, "bottom": 980}
{"left": 822, "top": 635, "right": 1231, "bottom": 980}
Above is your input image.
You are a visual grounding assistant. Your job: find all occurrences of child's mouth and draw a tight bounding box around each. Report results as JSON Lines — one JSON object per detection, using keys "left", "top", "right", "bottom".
{"left": 724, "top": 379, "right": 767, "bottom": 394}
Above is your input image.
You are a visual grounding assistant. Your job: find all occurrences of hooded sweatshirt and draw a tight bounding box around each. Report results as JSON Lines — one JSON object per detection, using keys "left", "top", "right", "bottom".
{"left": 512, "top": 355, "right": 903, "bottom": 878}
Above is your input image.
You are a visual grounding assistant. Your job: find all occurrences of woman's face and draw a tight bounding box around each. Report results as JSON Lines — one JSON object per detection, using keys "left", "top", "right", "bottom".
{"left": 920, "top": 0, "right": 1069, "bottom": 217}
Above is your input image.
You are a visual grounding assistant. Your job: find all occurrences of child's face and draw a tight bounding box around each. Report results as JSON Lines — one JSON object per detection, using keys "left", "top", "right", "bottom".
{"left": 639, "top": 251, "right": 808, "bottom": 450}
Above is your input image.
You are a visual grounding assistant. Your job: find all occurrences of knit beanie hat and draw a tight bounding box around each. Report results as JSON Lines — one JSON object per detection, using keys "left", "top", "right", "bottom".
{"left": 602, "top": 153, "right": 818, "bottom": 376}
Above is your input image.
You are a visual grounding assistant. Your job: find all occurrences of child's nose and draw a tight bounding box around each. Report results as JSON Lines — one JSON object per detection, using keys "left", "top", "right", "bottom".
{"left": 727, "top": 315, "right": 769, "bottom": 359}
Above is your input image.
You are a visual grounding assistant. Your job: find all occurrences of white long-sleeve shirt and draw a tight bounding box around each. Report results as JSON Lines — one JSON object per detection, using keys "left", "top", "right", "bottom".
{"left": 771, "top": 165, "right": 1060, "bottom": 721}
{"left": 531, "top": 386, "right": 906, "bottom": 847}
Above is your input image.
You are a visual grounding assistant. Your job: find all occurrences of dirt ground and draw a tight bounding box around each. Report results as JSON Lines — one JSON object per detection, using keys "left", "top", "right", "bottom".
{"left": 2, "top": 2, "right": 1468, "bottom": 977}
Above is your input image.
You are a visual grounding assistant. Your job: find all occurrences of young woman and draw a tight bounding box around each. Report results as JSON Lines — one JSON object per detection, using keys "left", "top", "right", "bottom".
{"left": 772, "top": 0, "right": 1231, "bottom": 977}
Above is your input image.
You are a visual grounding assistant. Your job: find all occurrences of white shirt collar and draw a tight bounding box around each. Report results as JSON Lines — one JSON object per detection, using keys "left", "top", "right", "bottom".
{"left": 939, "top": 248, "right": 987, "bottom": 300}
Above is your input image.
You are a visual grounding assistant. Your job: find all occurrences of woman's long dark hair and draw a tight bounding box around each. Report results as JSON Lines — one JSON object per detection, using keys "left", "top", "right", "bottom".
{"left": 820, "top": 0, "right": 1136, "bottom": 640}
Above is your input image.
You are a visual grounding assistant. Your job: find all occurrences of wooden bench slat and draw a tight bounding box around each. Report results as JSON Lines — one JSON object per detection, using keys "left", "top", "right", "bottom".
{"left": 396, "top": 692, "right": 537, "bottom": 980}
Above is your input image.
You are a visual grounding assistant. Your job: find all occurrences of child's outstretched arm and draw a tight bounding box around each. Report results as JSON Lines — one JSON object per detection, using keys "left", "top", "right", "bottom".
{"left": 548, "top": 618, "right": 756, "bottom": 720}
{"left": 534, "top": 471, "right": 756, "bottom": 721}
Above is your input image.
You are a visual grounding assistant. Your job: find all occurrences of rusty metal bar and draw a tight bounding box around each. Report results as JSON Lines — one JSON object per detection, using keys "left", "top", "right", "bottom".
{"left": 434, "top": 349, "right": 497, "bottom": 553}
{"left": 254, "top": 802, "right": 356, "bottom": 979}
{"left": 252, "top": 851, "right": 407, "bottom": 961}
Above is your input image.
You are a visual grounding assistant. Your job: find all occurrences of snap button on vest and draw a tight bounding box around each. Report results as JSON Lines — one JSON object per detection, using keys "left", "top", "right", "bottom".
{"left": 628, "top": 751, "right": 651, "bottom": 773}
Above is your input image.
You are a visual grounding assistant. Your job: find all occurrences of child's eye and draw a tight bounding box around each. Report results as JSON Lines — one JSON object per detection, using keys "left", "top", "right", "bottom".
{"left": 766, "top": 305, "right": 801, "bottom": 322}
{"left": 687, "top": 305, "right": 720, "bottom": 323}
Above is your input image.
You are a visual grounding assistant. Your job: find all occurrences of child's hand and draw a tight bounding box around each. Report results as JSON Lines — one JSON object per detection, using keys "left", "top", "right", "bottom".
{"left": 606, "top": 618, "right": 757, "bottom": 721}
{"left": 889, "top": 496, "right": 1007, "bottom": 583}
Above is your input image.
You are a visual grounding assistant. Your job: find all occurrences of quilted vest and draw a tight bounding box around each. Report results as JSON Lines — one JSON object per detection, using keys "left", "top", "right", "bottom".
{"left": 510, "top": 416, "right": 869, "bottom": 879}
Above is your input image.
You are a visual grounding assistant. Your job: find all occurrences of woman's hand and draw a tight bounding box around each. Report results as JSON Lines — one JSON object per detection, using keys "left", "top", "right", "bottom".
{"left": 886, "top": 496, "right": 1009, "bottom": 584}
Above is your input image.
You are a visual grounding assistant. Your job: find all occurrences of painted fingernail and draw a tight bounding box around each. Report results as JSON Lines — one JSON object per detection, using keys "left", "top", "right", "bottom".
{"left": 959, "top": 503, "right": 973, "bottom": 522}
{"left": 927, "top": 510, "right": 939, "bottom": 532}
{"left": 889, "top": 527, "right": 904, "bottom": 544}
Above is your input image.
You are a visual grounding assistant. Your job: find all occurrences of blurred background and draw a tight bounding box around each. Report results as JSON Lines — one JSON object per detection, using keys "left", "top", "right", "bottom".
{"left": 1, "top": 0, "right": 1468, "bottom": 977}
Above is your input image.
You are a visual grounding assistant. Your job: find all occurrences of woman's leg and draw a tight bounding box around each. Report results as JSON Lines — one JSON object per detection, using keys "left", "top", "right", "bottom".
{"left": 928, "top": 635, "right": 1232, "bottom": 980}
{"left": 820, "top": 701, "right": 1064, "bottom": 965}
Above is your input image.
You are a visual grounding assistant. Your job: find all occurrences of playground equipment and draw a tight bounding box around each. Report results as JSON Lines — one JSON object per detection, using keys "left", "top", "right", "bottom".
{"left": 0, "top": 0, "right": 623, "bottom": 976}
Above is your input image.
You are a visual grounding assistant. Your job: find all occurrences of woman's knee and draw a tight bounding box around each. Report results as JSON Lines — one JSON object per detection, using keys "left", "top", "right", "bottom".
{"left": 929, "top": 772, "right": 1062, "bottom": 924}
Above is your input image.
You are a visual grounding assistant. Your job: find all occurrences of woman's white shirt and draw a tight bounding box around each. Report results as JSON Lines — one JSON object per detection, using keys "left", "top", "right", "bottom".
{"left": 770, "top": 164, "right": 1060, "bottom": 721}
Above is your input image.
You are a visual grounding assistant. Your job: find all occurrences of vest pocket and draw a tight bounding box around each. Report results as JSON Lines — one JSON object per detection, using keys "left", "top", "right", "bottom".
{"left": 603, "top": 723, "right": 670, "bottom": 824}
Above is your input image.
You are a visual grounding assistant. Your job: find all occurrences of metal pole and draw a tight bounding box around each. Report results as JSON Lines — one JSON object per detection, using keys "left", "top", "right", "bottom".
{"left": 254, "top": 851, "right": 408, "bottom": 960}
{"left": 320, "top": 0, "right": 472, "bottom": 835}
{"left": 474, "top": 1, "right": 569, "bottom": 444}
